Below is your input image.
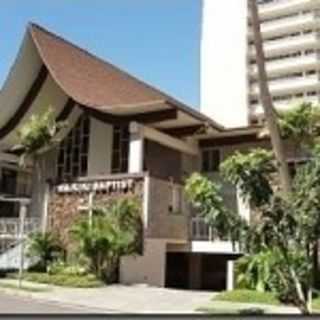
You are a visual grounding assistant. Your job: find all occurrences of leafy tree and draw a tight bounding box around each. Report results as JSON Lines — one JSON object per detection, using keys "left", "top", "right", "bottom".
{"left": 186, "top": 145, "right": 320, "bottom": 313}
{"left": 13, "top": 108, "right": 66, "bottom": 231}
{"left": 221, "top": 149, "right": 276, "bottom": 208}
{"left": 221, "top": 148, "right": 320, "bottom": 314}
{"left": 27, "top": 231, "right": 63, "bottom": 272}
{"left": 278, "top": 102, "right": 320, "bottom": 148}
{"left": 70, "top": 198, "right": 141, "bottom": 282}
{"left": 185, "top": 173, "right": 245, "bottom": 245}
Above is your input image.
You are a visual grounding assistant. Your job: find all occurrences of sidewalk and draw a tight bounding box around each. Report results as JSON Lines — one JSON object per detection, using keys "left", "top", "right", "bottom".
{"left": 0, "top": 279, "right": 301, "bottom": 314}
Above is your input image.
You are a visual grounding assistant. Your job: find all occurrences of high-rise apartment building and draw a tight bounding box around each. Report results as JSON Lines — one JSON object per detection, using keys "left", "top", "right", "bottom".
{"left": 201, "top": 0, "right": 320, "bottom": 128}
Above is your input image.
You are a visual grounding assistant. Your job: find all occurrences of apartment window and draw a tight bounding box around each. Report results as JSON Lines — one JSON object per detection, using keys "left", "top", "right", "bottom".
{"left": 57, "top": 115, "right": 90, "bottom": 181}
{"left": 202, "top": 149, "right": 221, "bottom": 173}
{"left": 112, "top": 125, "right": 129, "bottom": 174}
{"left": 307, "top": 91, "right": 317, "bottom": 97}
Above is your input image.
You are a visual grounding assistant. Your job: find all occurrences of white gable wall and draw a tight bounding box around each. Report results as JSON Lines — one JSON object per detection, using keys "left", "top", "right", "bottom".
{"left": 87, "top": 118, "right": 113, "bottom": 176}
{"left": 201, "top": 0, "right": 249, "bottom": 128}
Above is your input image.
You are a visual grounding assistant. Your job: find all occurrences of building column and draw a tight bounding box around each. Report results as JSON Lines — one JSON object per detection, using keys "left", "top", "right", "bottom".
{"left": 129, "top": 122, "right": 144, "bottom": 173}
{"left": 226, "top": 260, "right": 234, "bottom": 291}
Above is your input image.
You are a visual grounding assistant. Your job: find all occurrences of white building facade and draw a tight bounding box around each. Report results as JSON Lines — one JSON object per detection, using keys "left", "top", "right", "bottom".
{"left": 201, "top": 0, "right": 320, "bottom": 128}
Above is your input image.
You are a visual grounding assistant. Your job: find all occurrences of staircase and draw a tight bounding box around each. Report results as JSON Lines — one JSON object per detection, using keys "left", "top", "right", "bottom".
{"left": 0, "top": 218, "right": 41, "bottom": 270}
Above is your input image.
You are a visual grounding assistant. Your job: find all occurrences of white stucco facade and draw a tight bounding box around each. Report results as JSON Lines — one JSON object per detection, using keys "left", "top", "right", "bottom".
{"left": 88, "top": 118, "right": 113, "bottom": 176}
{"left": 201, "top": 0, "right": 249, "bottom": 128}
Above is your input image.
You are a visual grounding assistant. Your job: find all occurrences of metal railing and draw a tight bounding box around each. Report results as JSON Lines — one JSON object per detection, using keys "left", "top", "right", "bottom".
{"left": 0, "top": 218, "right": 41, "bottom": 238}
{"left": 191, "top": 217, "right": 215, "bottom": 241}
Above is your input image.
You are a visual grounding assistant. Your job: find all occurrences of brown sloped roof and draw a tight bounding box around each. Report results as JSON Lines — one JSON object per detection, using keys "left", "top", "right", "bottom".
{"left": 29, "top": 23, "right": 224, "bottom": 130}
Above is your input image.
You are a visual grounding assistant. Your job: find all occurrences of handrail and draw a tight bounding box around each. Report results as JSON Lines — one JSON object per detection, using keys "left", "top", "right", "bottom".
{"left": 0, "top": 218, "right": 41, "bottom": 238}
{"left": 191, "top": 217, "right": 215, "bottom": 241}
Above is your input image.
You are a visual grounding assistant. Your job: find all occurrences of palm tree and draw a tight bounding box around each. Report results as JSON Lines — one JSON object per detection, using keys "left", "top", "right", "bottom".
{"left": 27, "top": 231, "right": 62, "bottom": 272}
{"left": 13, "top": 108, "right": 66, "bottom": 232}
{"left": 249, "top": 0, "right": 292, "bottom": 193}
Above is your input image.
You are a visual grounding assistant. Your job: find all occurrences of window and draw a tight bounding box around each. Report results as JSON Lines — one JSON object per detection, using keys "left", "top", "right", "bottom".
{"left": 57, "top": 115, "right": 90, "bottom": 181}
{"left": 112, "top": 125, "right": 129, "bottom": 174}
{"left": 1, "top": 168, "right": 17, "bottom": 195}
{"left": 169, "top": 184, "right": 183, "bottom": 214}
{"left": 201, "top": 149, "right": 221, "bottom": 173}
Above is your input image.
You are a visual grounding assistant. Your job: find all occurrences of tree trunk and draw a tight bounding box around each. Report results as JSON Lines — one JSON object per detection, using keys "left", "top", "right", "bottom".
{"left": 249, "top": 0, "right": 292, "bottom": 193}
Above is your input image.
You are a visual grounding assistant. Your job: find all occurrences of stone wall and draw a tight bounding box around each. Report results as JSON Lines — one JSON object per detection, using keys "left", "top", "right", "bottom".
{"left": 47, "top": 176, "right": 144, "bottom": 249}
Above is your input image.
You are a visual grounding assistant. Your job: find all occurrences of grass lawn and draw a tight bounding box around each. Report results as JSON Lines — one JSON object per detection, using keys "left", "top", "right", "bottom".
{"left": 198, "top": 289, "right": 320, "bottom": 314}
{"left": 197, "top": 290, "right": 283, "bottom": 315}
{"left": 8, "top": 272, "right": 104, "bottom": 288}
{"left": 214, "top": 289, "right": 280, "bottom": 305}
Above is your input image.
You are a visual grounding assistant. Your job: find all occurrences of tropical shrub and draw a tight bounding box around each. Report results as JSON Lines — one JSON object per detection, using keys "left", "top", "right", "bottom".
{"left": 70, "top": 198, "right": 141, "bottom": 282}
{"left": 47, "top": 260, "right": 87, "bottom": 276}
{"left": 10, "top": 272, "right": 103, "bottom": 288}
{"left": 27, "top": 232, "right": 63, "bottom": 272}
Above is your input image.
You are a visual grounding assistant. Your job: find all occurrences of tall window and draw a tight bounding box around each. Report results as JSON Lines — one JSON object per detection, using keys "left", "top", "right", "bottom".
{"left": 112, "top": 125, "right": 129, "bottom": 174}
{"left": 57, "top": 115, "right": 90, "bottom": 181}
{"left": 201, "top": 148, "right": 221, "bottom": 173}
{"left": 1, "top": 168, "right": 17, "bottom": 195}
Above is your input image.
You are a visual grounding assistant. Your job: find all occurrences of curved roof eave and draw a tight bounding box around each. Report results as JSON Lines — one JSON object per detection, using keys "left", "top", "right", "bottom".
{"left": 28, "top": 23, "right": 224, "bottom": 132}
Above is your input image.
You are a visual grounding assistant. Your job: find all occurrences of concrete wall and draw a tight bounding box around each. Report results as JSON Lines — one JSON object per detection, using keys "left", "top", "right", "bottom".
{"left": 201, "top": 0, "right": 249, "bottom": 128}
{"left": 120, "top": 239, "right": 167, "bottom": 287}
{"left": 145, "top": 140, "right": 182, "bottom": 183}
{"left": 146, "top": 176, "right": 190, "bottom": 240}
{"left": 4, "top": 74, "right": 68, "bottom": 146}
{"left": 88, "top": 118, "right": 113, "bottom": 176}
{"left": 0, "top": 32, "right": 42, "bottom": 131}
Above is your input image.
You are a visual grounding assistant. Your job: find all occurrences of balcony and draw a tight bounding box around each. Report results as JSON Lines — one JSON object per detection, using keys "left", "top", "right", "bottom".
{"left": 190, "top": 217, "right": 240, "bottom": 254}
{"left": 258, "top": 0, "right": 320, "bottom": 20}
{"left": 250, "top": 54, "right": 320, "bottom": 78}
{"left": 191, "top": 216, "right": 214, "bottom": 241}
{"left": 249, "top": 33, "right": 320, "bottom": 59}
{"left": 249, "top": 12, "right": 320, "bottom": 40}
{"left": 250, "top": 75, "right": 320, "bottom": 97}
{"left": 251, "top": 96, "right": 320, "bottom": 115}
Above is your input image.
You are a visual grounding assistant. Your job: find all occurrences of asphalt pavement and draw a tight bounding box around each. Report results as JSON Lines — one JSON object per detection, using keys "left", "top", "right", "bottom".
{"left": 0, "top": 291, "right": 101, "bottom": 314}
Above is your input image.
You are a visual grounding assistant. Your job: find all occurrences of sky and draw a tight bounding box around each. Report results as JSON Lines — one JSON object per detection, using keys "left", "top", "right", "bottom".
{"left": 1, "top": 0, "right": 202, "bottom": 108}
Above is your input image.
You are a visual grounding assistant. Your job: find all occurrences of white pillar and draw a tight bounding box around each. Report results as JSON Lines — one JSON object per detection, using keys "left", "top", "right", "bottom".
{"left": 226, "top": 260, "right": 234, "bottom": 291}
{"left": 18, "top": 201, "right": 28, "bottom": 288}
{"left": 129, "top": 122, "right": 144, "bottom": 173}
{"left": 42, "top": 183, "right": 50, "bottom": 233}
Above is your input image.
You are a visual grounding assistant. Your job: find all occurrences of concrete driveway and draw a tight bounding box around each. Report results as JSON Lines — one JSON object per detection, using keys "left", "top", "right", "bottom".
{"left": 0, "top": 281, "right": 214, "bottom": 314}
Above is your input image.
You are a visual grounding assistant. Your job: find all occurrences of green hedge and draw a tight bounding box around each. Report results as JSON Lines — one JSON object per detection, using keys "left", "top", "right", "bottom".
{"left": 9, "top": 272, "right": 103, "bottom": 288}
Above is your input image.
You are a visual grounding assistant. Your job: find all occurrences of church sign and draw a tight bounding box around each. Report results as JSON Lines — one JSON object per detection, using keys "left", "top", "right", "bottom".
{"left": 56, "top": 178, "right": 136, "bottom": 194}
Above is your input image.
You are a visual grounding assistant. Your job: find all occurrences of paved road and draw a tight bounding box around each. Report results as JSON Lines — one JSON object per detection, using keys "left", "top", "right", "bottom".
{"left": 0, "top": 292, "right": 101, "bottom": 314}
